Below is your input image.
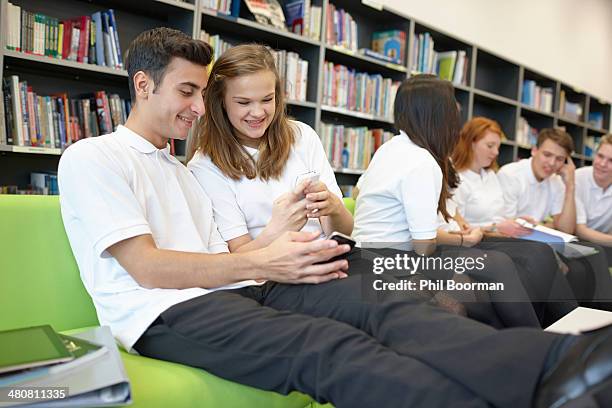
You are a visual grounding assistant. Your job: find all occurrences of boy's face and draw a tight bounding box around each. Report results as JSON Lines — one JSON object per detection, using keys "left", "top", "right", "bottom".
{"left": 531, "top": 139, "right": 569, "bottom": 180}
{"left": 593, "top": 144, "right": 612, "bottom": 185}
{"left": 145, "top": 57, "right": 208, "bottom": 141}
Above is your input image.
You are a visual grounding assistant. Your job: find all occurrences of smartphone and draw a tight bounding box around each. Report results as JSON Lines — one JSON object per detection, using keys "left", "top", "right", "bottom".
{"left": 327, "top": 231, "right": 356, "bottom": 263}
{"left": 294, "top": 171, "right": 320, "bottom": 199}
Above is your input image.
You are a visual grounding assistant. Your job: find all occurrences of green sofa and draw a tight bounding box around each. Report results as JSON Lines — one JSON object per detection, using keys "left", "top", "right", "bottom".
{"left": 0, "top": 195, "right": 325, "bottom": 408}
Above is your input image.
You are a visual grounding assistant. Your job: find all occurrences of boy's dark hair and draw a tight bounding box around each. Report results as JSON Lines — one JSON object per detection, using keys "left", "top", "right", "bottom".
{"left": 394, "top": 74, "right": 461, "bottom": 221}
{"left": 537, "top": 128, "right": 574, "bottom": 155}
{"left": 124, "top": 27, "right": 213, "bottom": 102}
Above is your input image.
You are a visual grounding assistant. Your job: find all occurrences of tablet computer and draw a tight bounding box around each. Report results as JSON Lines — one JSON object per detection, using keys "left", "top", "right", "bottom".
{"left": 0, "top": 325, "right": 74, "bottom": 375}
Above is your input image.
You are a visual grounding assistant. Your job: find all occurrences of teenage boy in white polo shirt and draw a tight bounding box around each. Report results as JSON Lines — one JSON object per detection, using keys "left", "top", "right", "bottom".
{"left": 576, "top": 134, "right": 612, "bottom": 264}
{"left": 497, "top": 128, "right": 576, "bottom": 233}
{"left": 57, "top": 28, "right": 612, "bottom": 408}
{"left": 498, "top": 129, "right": 612, "bottom": 307}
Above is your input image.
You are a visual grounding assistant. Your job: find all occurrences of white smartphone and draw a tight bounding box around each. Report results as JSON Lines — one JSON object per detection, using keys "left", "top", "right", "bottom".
{"left": 294, "top": 171, "right": 320, "bottom": 199}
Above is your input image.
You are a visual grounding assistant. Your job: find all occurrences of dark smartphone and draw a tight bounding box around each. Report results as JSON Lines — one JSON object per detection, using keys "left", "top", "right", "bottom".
{"left": 324, "top": 232, "right": 356, "bottom": 264}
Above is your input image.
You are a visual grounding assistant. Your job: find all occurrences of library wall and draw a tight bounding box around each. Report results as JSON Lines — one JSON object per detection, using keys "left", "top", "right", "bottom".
{"left": 382, "top": 0, "right": 612, "bottom": 107}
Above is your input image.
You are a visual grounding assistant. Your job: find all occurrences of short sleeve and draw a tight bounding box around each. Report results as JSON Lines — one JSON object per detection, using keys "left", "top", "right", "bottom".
{"left": 188, "top": 153, "right": 249, "bottom": 241}
{"left": 398, "top": 158, "right": 441, "bottom": 240}
{"left": 58, "top": 141, "right": 152, "bottom": 257}
{"left": 297, "top": 121, "right": 343, "bottom": 199}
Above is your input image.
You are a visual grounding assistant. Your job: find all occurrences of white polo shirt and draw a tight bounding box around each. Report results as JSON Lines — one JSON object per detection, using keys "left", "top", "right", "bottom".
{"left": 187, "top": 121, "right": 342, "bottom": 241}
{"left": 576, "top": 166, "right": 612, "bottom": 233}
{"left": 497, "top": 158, "right": 565, "bottom": 222}
{"left": 454, "top": 169, "right": 506, "bottom": 227}
{"left": 353, "top": 131, "right": 441, "bottom": 249}
{"left": 59, "top": 125, "right": 256, "bottom": 352}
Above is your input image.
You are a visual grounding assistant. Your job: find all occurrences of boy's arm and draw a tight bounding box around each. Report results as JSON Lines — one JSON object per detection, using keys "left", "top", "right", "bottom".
{"left": 107, "top": 231, "right": 351, "bottom": 289}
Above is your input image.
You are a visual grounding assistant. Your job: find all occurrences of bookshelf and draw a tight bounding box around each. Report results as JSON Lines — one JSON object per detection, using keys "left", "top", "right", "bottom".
{"left": 1, "top": 0, "right": 611, "bottom": 193}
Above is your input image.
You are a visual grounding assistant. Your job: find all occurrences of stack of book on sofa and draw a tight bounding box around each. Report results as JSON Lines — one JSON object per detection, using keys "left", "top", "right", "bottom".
{"left": 0, "top": 325, "right": 130, "bottom": 407}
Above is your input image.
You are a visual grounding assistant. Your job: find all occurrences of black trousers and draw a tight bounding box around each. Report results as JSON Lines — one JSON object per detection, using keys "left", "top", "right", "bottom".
{"left": 562, "top": 241, "right": 612, "bottom": 310}
{"left": 134, "top": 253, "right": 562, "bottom": 408}
{"left": 364, "top": 245, "right": 542, "bottom": 328}
{"left": 479, "top": 238, "right": 578, "bottom": 327}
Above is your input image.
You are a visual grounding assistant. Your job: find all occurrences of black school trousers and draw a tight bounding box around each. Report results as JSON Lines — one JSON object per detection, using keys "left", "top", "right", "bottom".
{"left": 134, "top": 250, "right": 561, "bottom": 408}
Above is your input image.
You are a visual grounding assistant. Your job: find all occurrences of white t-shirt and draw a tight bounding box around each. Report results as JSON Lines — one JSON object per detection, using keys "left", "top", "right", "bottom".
{"left": 59, "top": 125, "right": 256, "bottom": 352}
{"left": 187, "top": 121, "right": 342, "bottom": 241}
{"left": 497, "top": 158, "right": 565, "bottom": 222}
{"left": 353, "top": 131, "right": 441, "bottom": 249}
{"left": 454, "top": 168, "right": 506, "bottom": 227}
{"left": 576, "top": 166, "right": 612, "bottom": 233}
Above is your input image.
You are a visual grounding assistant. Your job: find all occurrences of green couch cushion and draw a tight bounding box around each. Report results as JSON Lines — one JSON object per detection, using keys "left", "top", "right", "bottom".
{"left": 0, "top": 195, "right": 317, "bottom": 408}
{"left": 0, "top": 195, "right": 98, "bottom": 332}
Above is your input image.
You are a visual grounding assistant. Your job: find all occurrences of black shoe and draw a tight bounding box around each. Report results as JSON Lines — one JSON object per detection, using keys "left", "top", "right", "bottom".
{"left": 534, "top": 324, "right": 612, "bottom": 408}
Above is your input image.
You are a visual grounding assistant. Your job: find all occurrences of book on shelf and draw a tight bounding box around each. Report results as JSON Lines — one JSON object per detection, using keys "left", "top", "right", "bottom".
{"left": 30, "top": 172, "right": 59, "bottom": 195}
{"left": 339, "top": 184, "right": 356, "bottom": 197}
{"left": 558, "top": 90, "right": 583, "bottom": 122}
{"left": 516, "top": 117, "right": 538, "bottom": 147}
{"left": 371, "top": 30, "right": 405, "bottom": 65}
{"left": 358, "top": 48, "right": 401, "bottom": 65}
{"left": 322, "top": 61, "right": 400, "bottom": 120}
{"left": 243, "top": 0, "right": 287, "bottom": 31}
{"left": 585, "top": 135, "right": 599, "bottom": 158}
{"left": 268, "top": 49, "right": 309, "bottom": 102}
{"left": 587, "top": 111, "right": 604, "bottom": 129}
{"left": 320, "top": 123, "right": 393, "bottom": 170}
{"left": 201, "top": 0, "right": 233, "bottom": 15}
{"left": 5, "top": 2, "right": 123, "bottom": 69}
{"left": 326, "top": 3, "right": 358, "bottom": 52}
{"left": 2, "top": 75, "right": 130, "bottom": 149}
{"left": 411, "top": 33, "right": 468, "bottom": 86}
{"left": 199, "top": 30, "right": 232, "bottom": 62}
{"left": 521, "top": 80, "right": 553, "bottom": 113}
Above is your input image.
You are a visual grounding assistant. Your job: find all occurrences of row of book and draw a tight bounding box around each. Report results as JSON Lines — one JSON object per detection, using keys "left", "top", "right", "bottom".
{"left": 559, "top": 90, "right": 583, "bottom": 122}
{"left": 199, "top": 31, "right": 309, "bottom": 102}
{"left": 410, "top": 33, "right": 469, "bottom": 86}
{"left": 5, "top": 2, "right": 123, "bottom": 69}
{"left": 199, "top": 30, "right": 232, "bottom": 63}
{"left": 320, "top": 123, "right": 394, "bottom": 170}
{"left": 521, "top": 80, "right": 554, "bottom": 113}
{"left": 270, "top": 49, "right": 309, "bottom": 102}
{"left": 322, "top": 62, "right": 400, "bottom": 120}
{"left": 516, "top": 117, "right": 539, "bottom": 147}
{"left": 325, "top": 4, "right": 358, "bottom": 51}
{"left": 2, "top": 75, "right": 130, "bottom": 148}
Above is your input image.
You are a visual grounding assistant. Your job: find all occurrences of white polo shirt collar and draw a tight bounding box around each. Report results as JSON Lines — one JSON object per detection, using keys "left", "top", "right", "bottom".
{"left": 117, "top": 125, "right": 175, "bottom": 163}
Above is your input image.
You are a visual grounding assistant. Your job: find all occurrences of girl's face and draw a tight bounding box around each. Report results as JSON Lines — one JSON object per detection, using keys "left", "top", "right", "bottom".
{"left": 223, "top": 69, "right": 276, "bottom": 148}
{"left": 471, "top": 130, "right": 501, "bottom": 170}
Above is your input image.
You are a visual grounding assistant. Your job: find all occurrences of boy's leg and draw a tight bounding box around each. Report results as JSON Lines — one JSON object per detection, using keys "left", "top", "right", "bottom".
{"left": 263, "top": 271, "right": 558, "bottom": 408}
{"left": 134, "top": 288, "right": 488, "bottom": 408}
{"left": 479, "top": 237, "right": 578, "bottom": 326}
